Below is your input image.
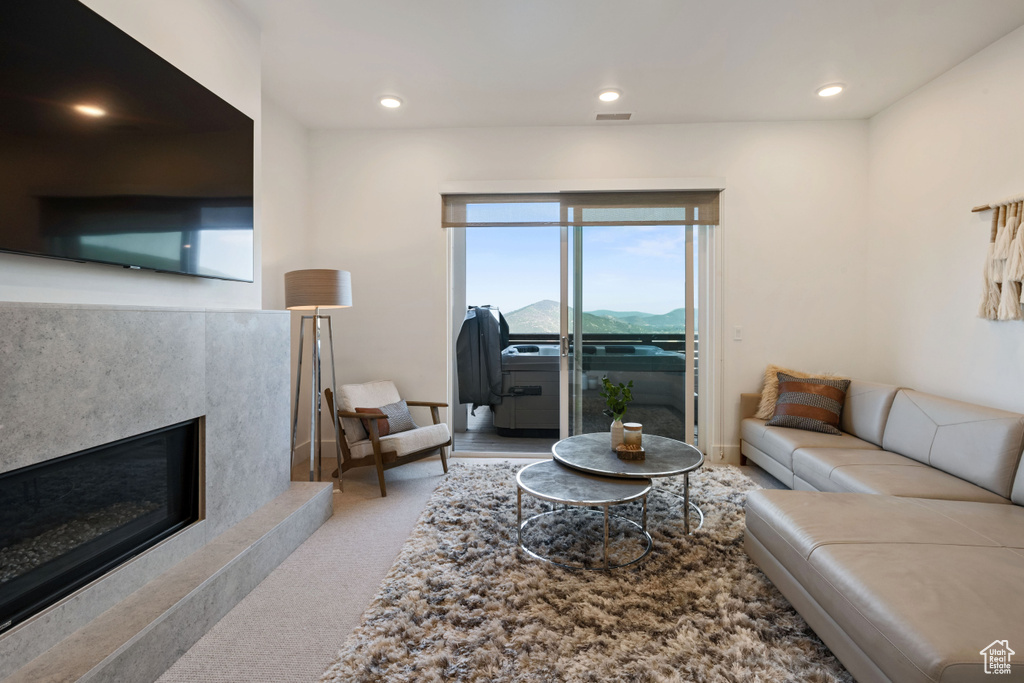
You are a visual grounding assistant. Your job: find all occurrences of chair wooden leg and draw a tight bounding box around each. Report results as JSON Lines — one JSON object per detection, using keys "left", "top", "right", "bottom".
{"left": 374, "top": 451, "right": 387, "bottom": 497}
{"left": 440, "top": 444, "right": 449, "bottom": 474}
{"left": 740, "top": 454, "right": 748, "bottom": 466}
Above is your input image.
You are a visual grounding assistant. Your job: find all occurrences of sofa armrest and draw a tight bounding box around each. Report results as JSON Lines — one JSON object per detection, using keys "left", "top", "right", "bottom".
{"left": 740, "top": 393, "right": 762, "bottom": 420}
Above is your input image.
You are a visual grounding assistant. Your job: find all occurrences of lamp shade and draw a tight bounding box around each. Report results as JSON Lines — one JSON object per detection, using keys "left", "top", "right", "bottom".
{"left": 284, "top": 269, "right": 352, "bottom": 310}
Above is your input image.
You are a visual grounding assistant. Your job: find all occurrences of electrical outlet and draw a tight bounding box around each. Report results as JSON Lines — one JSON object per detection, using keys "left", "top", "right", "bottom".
{"left": 733, "top": 326, "right": 743, "bottom": 341}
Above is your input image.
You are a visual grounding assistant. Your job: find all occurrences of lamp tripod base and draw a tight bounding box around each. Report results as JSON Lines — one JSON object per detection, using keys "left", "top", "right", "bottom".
{"left": 289, "top": 308, "right": 342, "bottom": 485}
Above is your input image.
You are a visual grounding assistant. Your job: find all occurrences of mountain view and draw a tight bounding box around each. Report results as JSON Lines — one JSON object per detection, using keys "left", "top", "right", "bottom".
{"left": 505, "top": 299, "right": 687, "bottom": 334}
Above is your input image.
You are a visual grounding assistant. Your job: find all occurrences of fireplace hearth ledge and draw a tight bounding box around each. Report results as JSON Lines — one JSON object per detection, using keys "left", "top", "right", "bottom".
{"left": 4, "top": 480, "right": 332, "bottom": 683}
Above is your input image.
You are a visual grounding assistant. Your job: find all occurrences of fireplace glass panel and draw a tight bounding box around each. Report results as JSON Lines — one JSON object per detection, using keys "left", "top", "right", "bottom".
{"left": 0, "top": 419, "right": 200, "bottom": 632}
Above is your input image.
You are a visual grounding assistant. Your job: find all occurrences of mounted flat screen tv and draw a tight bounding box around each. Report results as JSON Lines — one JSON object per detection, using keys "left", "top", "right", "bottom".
{"left": 0, "top": 0, "right": 255, "bottom": 282}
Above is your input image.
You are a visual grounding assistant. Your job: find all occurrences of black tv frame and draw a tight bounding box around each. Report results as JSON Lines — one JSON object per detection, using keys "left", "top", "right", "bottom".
{"left": 0, "top": 0, "right": 255, "bottom": 283}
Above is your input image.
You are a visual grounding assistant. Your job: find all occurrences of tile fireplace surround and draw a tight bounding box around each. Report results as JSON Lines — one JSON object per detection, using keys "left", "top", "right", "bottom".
{"left": 0, "top": 303, "right": 332, "bottom": 682}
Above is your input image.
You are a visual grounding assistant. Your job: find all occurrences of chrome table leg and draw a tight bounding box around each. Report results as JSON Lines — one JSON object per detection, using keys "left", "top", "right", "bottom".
{"left": 517, "top": 487, "right": 522, "bottom": 547}
{"left": 603, "top": 504, "right": 610, "bottom": 569}
{"left": 684, "top": 472, "right": 690, "bottom": 535}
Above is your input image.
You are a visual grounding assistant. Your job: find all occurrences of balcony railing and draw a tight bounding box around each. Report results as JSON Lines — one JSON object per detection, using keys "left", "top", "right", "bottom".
{"left": 507, "top": 332, "right": 697, "bottom": 355}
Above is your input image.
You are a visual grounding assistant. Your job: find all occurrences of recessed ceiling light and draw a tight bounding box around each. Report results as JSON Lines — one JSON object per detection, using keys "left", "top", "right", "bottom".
{"left": 816, "top": 85, "right": 844, "bottom": 98}
{"left": 379, "top": 96, "right": 402, "bottom": 109}
{"left": 598, "top": 90, "right": 620, "bottom": 103}
{"left": 73, "top": 104, "right": 106, "bottom": 117}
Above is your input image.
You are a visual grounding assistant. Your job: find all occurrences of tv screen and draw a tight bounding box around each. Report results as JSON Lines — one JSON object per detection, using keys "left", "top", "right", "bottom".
{"left": 0, "top": 0, "right": 255, "bottom": 282}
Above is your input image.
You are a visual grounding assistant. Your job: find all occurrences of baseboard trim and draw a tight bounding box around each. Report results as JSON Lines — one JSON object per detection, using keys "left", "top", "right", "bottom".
{"left": 292, "top": 439, "right": 340, "bottom": 469}
{"left": 452, "top": 451, "right": 551, "bottom": 459}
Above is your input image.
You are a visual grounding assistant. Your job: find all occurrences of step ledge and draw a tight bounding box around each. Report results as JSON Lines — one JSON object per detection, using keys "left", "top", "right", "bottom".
{"left": 6, "top": 481, "right": 333, "bottom": 683}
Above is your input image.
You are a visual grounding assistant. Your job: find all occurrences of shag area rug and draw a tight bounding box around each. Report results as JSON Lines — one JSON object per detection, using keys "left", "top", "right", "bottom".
{"left": 321, "top": 463, "right": 852, "bottom": 683}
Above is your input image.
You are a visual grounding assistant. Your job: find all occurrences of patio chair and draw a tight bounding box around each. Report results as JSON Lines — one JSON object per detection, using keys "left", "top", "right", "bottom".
{"left": 324, "top": 380, "right": 450, "bottom": 497}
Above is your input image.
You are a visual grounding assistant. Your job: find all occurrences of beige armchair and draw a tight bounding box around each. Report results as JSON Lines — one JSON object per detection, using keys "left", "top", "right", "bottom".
{"left": 324, "top": 380, "right": 450, "bottom": 497}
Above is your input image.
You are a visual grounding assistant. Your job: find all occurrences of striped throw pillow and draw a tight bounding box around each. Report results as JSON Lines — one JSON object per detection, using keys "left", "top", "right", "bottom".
{"left": 379, "top": 399, "right": 417, "bottom": 434}
{"left": 354, "top": 400, "right": 418, "bottom": 438}
{"left": 766, "top": 372, "right": 850, "bottom": 435}
{"left": 354, "top": 407, "right": 390, "bottom": 437}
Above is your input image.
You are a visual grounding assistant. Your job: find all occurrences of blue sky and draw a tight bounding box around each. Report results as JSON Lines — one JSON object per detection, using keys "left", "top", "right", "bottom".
{"left": 465, "top": 225, "right": 696, "bottom": 314}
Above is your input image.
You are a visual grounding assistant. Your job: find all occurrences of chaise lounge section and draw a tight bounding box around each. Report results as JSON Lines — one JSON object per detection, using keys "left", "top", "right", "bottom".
{"left": 741, "top": 380, "right": 1024, "bottom": 681}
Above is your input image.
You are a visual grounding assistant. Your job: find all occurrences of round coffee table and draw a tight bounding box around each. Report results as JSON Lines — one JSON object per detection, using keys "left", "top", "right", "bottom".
{"left": 552, "top": 433, "right": 705, "bottom": 534}
{"left": 516, "top": 460, "right": 653, "bottom": 570}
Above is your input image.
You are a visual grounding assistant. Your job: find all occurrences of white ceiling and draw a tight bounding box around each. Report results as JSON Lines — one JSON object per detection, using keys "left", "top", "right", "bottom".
{"left": 235, "top": 0, "right": 1024, "bottom": 130}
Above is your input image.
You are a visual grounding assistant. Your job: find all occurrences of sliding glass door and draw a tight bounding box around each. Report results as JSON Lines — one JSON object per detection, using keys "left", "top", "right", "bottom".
{"left": 459, "top": 221, "right": 562, "bottom": 454}
{"left": 447, "top": 191, "right": 716, "bottom": 454}
{"left": 566, "top": 225, "right": 698, "bottom": 444}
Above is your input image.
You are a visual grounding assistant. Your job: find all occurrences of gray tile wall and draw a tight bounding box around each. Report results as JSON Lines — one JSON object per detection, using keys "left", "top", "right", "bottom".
{"left": 0, "top": 306, "right": 206, "bottom": 473}
{"left": 0, "top": 303, "right": 292, "bottom": 675}
{"left": 204, "top": 310, "right": 292, "bottom": 535}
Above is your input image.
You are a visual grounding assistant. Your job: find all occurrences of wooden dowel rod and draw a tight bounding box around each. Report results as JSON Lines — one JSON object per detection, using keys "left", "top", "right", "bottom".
{"left": 974, "top": 194, "right": 1024, "bottom": 213}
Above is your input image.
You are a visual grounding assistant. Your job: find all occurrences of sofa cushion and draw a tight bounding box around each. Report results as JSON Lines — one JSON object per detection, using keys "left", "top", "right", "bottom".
{"left": 746, "top": 491, "right": 1024, "bottom": 683}
{"left": 792, "top": 448, "right": 927, "bottom": 493}
{"left": 827, "top": 460, "right": 1011, "bottom": 504}
{"left": 1014, "top": 458, "right": 1024, "bottom": 507}
{"left": 745, "top": 491, "right": 1011, "bottom": 558}
{"left": 349, "top": 422, "right": 450, "bottom": 460}
{"left": 741, "top": 417, "right": 877, "bottom": 470}
{"left": 739, "top": 441, "right": 795, "bottom": 489}
{"left": 882, "top": 390, "right": 1024, "bottom": 498}
{"left": 839, "top": 379, "right": 900, "bottom": 447}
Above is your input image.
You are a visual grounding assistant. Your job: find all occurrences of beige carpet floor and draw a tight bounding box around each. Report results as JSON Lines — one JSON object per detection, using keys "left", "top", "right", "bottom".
{"left": 157, "top": 458, "right": 783, "bottom": 683}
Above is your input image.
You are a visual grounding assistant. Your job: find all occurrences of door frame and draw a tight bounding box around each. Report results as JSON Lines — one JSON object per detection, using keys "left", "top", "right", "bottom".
{"left": 443, "top": 178, "right": 726, "bottom": 458}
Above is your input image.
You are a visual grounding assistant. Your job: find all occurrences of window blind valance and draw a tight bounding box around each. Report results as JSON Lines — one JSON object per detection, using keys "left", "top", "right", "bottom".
{"left": 441, "top": 190, "right": 719, "bottom": 228}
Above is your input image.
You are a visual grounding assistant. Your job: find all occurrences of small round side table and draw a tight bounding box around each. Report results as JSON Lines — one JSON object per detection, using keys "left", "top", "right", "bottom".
{"left": 516, "top": 460, "right": 653, "bottom": 570}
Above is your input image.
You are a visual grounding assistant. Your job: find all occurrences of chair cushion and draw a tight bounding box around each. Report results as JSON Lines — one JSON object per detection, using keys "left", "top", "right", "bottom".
{"left": 746, "top": 491, "right": 1024, "bottom": 683}
{"left": 741, "top": 417, "right": 877, "bottom": 470}
{"left": 338, "top": 380, "right": 402, "bottom": 443}
{"left": 766, "top": 373, "right": 850, "bottom": 435}
{"left": 349, "top": 422, "right": 451, "bottom": 460}
{"left": 882, "top": 390, "right": 1024, "bottom": 498}
{"left": 793, "top": 448, "right": 927, "bottom": 493}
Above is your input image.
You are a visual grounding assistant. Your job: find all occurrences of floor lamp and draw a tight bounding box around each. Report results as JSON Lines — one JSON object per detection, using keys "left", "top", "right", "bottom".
{"left": 285, "top": 269, "right": 352, "bottom": 482}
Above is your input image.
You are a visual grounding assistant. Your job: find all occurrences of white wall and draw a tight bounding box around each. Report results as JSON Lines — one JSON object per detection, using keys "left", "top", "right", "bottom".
{"left": 261, "top": 98, "right": 311, "bottom": 310}
{"left": 308, "top": 121, "right": 870, "bottom": 460}
{"left": 260, "top": 97, "right": 322, "bottom": 461}
{"left": 865, "top": 24, "right": 1024, "bottom": 413}
{"left": 0, "top": 0, "right": 263, "bottom": 310}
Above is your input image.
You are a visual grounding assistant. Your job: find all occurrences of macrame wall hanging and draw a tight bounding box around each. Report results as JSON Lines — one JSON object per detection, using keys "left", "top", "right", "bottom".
{"left": 974, "top": 196, "right": 1024, "bottom": 321}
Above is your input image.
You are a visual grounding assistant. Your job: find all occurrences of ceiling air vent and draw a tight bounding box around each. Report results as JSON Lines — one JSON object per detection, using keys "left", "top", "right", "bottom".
{"left": 595, "top": 112, "right": 631, "bottom": 121}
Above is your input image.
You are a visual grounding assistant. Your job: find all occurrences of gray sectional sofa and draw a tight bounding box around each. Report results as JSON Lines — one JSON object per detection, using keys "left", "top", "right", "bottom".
{"left": 740, "top": 380, "right": 1024, "bottom": 682}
